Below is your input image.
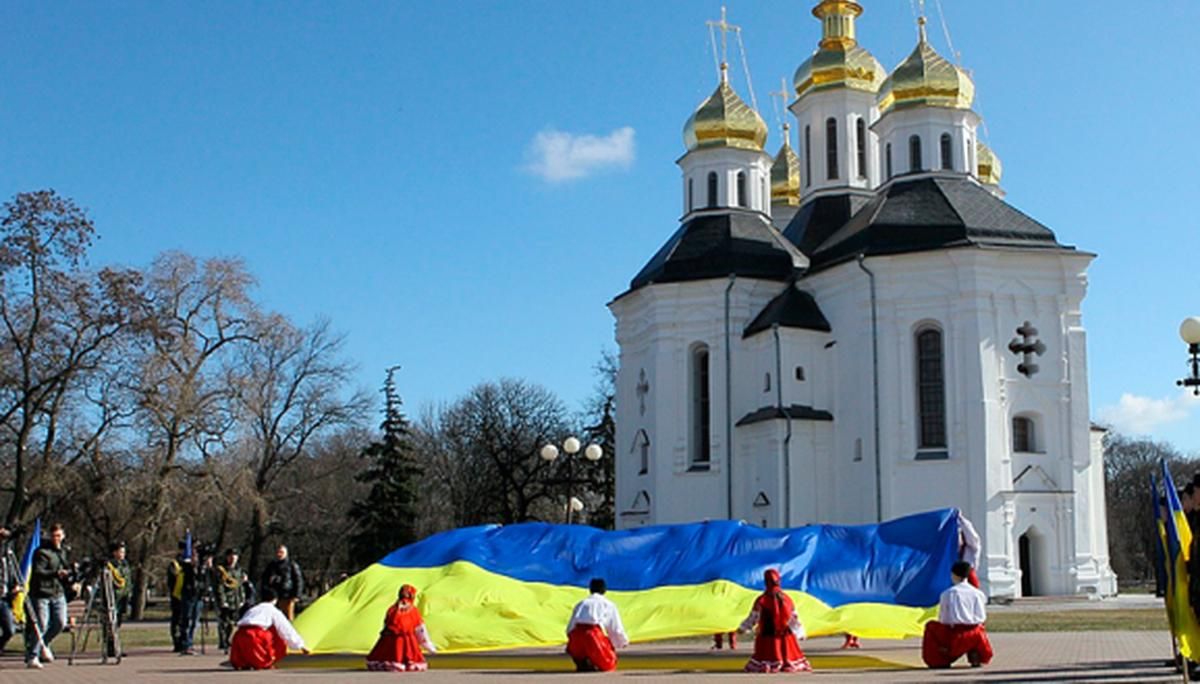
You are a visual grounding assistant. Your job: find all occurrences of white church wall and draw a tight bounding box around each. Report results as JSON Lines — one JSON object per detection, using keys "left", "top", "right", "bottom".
{"left": 798, "top": 265, "right": 879, "bottom": 524}
{"left": 612, "top": 277, "right": 797, "bottom": 528}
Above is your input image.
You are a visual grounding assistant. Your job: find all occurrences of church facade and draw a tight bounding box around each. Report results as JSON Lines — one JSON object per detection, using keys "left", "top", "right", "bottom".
{"left": 609, "top": 1, "right": 1116, "bottom": 599}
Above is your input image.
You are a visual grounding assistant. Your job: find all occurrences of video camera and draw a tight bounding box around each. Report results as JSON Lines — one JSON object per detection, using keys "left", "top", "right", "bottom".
{"left": 63, "top": 556, "right": 100, "bottom": 601}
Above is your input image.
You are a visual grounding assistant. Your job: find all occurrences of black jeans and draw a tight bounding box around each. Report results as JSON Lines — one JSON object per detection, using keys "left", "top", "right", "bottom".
{"left": 0, "top": 598, "right": 14, "bottom": 651}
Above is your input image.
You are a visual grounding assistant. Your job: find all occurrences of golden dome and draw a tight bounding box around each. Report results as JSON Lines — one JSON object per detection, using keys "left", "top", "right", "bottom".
{"left": 793, "top": 0, "right": 885, "bottom": 99}
{"left": 770, "top": 126, "right": 801, "bottom": 206}
{"left": 976, "top": 142, "right": 1002, "bottom": 185}
{"left": 683, "top": 65, "right": 768, "bottom": 153}
{"left": 877, "top": 19, "right": 975, "bottom": 115}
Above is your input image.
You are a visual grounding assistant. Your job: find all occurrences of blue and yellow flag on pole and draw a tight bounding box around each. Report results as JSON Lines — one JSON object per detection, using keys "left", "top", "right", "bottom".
{"left": 10, "top": 518, "right": 40, "bottom": 624}
{"left": 1161, "top": 462, "right": 1200, "bottom": 658}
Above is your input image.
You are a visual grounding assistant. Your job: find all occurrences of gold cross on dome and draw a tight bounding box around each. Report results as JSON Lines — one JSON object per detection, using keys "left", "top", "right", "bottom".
{"left": 770, "top": 77, "right": 791, "bottom": 128}
{"left": 706, "top": 6, "right": 741, "bottom": 68}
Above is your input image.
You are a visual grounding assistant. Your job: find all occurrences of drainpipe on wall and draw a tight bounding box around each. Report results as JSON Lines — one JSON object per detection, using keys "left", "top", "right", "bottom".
{"left": 773, "top": 323, "right": 792, "bottom": 527}
{"left": 724, "top": 274, "right": 736, "bottom": 520}
{"left": 856, "top": 254, "right": 883, "bottom": 523}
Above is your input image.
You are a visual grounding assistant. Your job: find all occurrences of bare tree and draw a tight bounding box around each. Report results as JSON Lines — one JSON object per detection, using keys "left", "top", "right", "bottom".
{"left": 125, "top": 251, "right": 257, "bottom": 617}
{"left": 0, "top": 191, "right": 140, "bottom": 525}
{"left": 230, "top": 315, "right": 369, "bottom": 576}
{"left": 1103, "top": 430, "right": 1191, "bottom": 582}
{"left": 432, "top": 379, "right": 571, "bottom": 525}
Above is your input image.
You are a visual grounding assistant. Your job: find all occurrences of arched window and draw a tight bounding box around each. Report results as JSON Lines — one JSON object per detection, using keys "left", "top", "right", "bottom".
{"left": 855, "top": 118, "right": 867, "bottom": 179}
{"left": 916, "top": 327, "right": 946, "bottom": 449}
{"left": 940, "top": 133, "right": 953, "bottom": 170}
{"left": 736, "top": 171, "right": 747, "bottom": 207}
{"left": 825, "top": 117, "right": 839, "bottom": 180}
{"left": 688, "top": 178, "right": 694, "bottom": 211}
{"left": 804, "top": 125, "right": 812, "bottom": 187}
{"left": 886, "top": 143, "right": 893, "bottom": 179}
{"left": 690, "top": 345, "right": 712, "bottom": 469}
{"left": 909, "top": 135, "right": 922, "bottom": 173}
{"left": 707, "top": 172, "right": 718, "bottom": 208}
{"left": 633, "top": 429, "right": 651, "bottom": 475}
{"left": 1013, "top": 416, "right": 1035, "bottom": 453}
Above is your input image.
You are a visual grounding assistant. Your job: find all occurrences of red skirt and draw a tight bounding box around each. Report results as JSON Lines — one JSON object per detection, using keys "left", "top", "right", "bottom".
{"left": 921, "top": 621, "right": 994, "bottom": 668}
{"left": 229, "top": 625, "right": 288, "bottom": 670}
{"left": 745, "top": 632, "right": 811, "bottom": 673}
{"left": 566, "top": 624, "right": 618, "bottom": 672}
{"left": 366, "top": 631, "right": 428, "bottom": 672}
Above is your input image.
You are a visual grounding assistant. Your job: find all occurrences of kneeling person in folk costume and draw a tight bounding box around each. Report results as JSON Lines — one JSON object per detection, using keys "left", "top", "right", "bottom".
{"left": 921, "top": 560, "right": 994, "bottom": 669}
{"left": 229, "top": 587, "right": 309, "bottom": 670}
{"left": 366, "top": 584, "right": 437, "bottom": 672}
{"left": 739, "top": 568, "right": 811, "bottom": 673}
{"left": 565, "top": 578, "right": 629, "bottom": 672}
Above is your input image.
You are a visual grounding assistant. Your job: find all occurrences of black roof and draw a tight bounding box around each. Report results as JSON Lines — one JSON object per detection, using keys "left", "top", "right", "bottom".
{"left": 736, "top": 404, "right": 834, "bottom": 427}
{"left": 805, "top": 176, "right": 1072, "bottom": 272}
{"left": 626, "top": 209, "right": 806, "bottom": 293}
{"left": 782, "top": 193, "right": 873, "bottom": 257}
{"left": 743, "top": 284, "right": 831, "bottom": 337}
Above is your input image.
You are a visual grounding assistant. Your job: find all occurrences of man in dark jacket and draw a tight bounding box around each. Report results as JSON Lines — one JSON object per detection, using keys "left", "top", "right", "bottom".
{"left": 261, "top": 545, "right": 303, "bottom": 620}
{"left": 25, "top": 523, "right": 69, "bottom": 669}
{"left": 0, "top": 526, "right": 16, "bottom": 653}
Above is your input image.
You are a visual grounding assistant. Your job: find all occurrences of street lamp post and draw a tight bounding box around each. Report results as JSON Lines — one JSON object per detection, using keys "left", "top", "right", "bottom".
{"left": 1177, "top": 317, "right": 1200, "bottom": 395}
{"left": 540, "top": 436, "right": 603, "bottom": 523}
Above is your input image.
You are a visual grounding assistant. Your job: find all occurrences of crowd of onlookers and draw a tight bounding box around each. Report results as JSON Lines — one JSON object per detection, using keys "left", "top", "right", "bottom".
{"left": 0, "top": 521, "right": 313, "bottom": 670}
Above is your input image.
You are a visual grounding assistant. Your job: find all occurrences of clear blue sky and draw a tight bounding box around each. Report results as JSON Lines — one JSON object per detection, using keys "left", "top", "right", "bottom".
{"left": 3, "top": 1, "right": 1198, "bottom": 449}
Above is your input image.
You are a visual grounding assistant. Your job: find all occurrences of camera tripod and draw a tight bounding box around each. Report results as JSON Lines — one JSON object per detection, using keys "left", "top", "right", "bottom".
{"left": 68, "top": 566, "right": 122, "bottom": 665}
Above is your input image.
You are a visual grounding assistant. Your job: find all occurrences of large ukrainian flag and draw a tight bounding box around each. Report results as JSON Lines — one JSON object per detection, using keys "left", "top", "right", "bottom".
{"left": 296, "top": 508, "right": 960, "bottom": 654}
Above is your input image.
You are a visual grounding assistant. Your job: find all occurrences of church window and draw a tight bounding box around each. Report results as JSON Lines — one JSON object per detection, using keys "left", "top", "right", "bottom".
{"left": 825, "top": 117, "right": 839, "bottom": 180}
{"left": 886, "top": 143, "right": 893, "bottom": 179}
{"left": 1013, "top": 416, "right": 1035, "bottom": 453}
{"left": 794, "top": 366, "right": 805, "bottom": 381}
{"left": 855, "top": 118, "right": 867, "bottom": 179}
{"left": 737, "top": 172, "right": 747, "bottom": 207}
{"left": 690, "top": 345, "right": 712, "bottom": 469}
{"left": 909, "top": 135, "right": 923, "bottom": 172}
{"left": 634, "top": 429, "right": 651, "bottom": 475}
{"left": 763, "top": 373, "right": 771, "bottom": 392}
{"left": 804, "top": 126, "right": 812, "bottom": 187}
{"left": 916, "top": 327, "right": 947, "bottom": 449}
{"left": 688, "top": 178, "right": 694, "bottom": 211}
{"left": 707, "top": 172, "right": 718, "bottom": 208}
{"left": 940, "top": 133, "right": 953, "bottom": 170}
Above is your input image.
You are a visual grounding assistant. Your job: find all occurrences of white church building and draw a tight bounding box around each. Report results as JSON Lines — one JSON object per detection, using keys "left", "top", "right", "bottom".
{"left": 610, "top": 1, "right": 1117, "bottom": 599}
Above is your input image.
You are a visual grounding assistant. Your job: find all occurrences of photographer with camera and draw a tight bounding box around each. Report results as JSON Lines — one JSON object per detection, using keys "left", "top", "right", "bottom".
{"left": 166, "top": 541, "right": 202, "bottom": 655}
{"left": 24, "top": 522, "right": 69, "bottom": 669}
{"left": 212, "top": 548, "right": 248, "bottom": 652}
{"left": 261, "top": 544, "right": 303, "bottom": 621}
{"left": 0, "top": 526, "right": 16, "bottom": 653}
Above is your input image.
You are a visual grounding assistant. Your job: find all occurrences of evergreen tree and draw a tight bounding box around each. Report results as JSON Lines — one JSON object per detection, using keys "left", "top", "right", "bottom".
{"left": 347, "top": 367, "right": 422, "bottom": 568}
{"left": 580, "top": 350, "right": 617, "bottom": 529}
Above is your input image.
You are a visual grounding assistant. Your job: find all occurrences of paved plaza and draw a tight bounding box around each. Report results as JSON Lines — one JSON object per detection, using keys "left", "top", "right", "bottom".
{"left": 0, "top": 630, "right": 1181, "bottom": 683}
